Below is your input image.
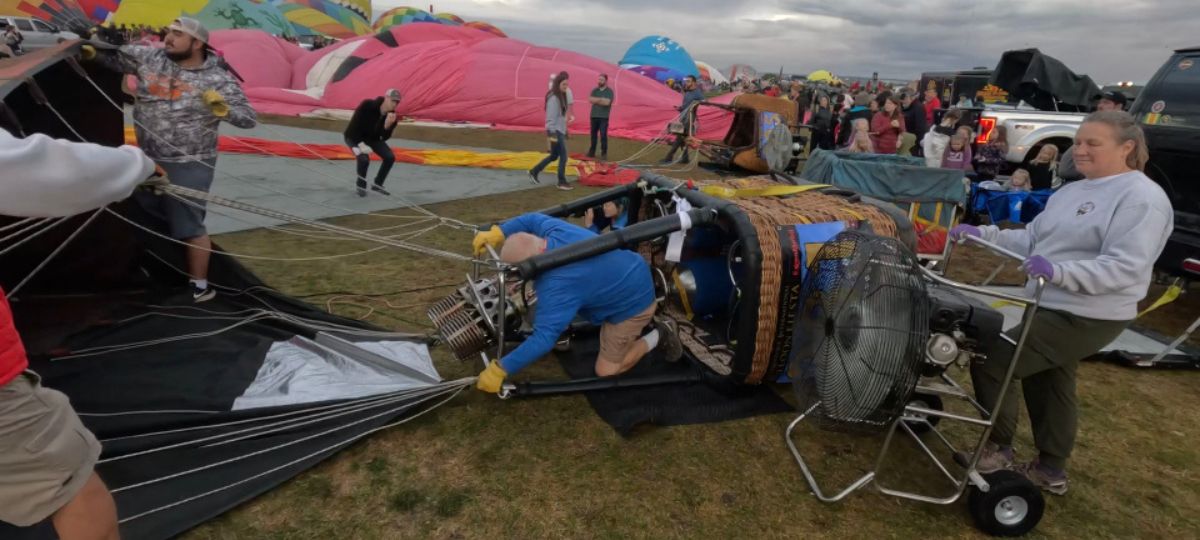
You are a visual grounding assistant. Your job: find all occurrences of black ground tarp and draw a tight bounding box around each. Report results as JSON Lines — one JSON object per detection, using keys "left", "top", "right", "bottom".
{"left": 557, "top": 331, "right": 793, "bottom": 436}
{"left": 1, "top": 44, "right": 444, "bottom": 539}
{"left": 988, "top": 48, "right": 1102, "bottom": 112}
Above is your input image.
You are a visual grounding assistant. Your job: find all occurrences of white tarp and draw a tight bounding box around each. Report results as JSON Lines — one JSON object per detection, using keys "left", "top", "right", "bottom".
{"left": 233, "top": 336, "right": 440, "bottom": 410}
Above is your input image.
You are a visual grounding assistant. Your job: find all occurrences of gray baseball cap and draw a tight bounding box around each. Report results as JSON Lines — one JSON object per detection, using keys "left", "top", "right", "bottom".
{"left": 385, "top": 88, "right": 402, "bottom": 101}
{"left": 168, "top": 17, "right": 209, "bottom": 44}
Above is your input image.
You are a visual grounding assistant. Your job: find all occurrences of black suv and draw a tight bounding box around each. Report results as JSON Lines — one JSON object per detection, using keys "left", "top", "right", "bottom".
{"left": 1129, "top": 46, "right": 1200, "bottom": 276}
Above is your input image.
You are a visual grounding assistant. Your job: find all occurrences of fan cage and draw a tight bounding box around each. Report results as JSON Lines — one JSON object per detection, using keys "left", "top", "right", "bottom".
{"left": 790, "top": 231, "right": 930, "bottom": 434}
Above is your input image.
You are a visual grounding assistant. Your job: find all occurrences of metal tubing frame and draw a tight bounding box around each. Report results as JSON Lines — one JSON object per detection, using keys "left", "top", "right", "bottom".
{"left": 785, "top": 236, "right": 1047, "bottom": 507}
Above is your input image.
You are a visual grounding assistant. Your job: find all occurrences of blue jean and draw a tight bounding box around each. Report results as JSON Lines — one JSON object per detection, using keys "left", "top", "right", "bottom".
{"left": 532, "top": 131, "right": 568, "bottom": 184}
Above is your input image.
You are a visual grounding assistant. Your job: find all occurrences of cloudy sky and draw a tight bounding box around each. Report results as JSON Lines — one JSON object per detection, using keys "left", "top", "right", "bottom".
{"left": 374, "top": 0, "right": 1193, "bottom": 83}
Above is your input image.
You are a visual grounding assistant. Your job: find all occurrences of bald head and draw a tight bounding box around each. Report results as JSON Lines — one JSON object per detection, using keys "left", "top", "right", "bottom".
{"left": 500, "top": 232, "right": 545, "bottom": 264}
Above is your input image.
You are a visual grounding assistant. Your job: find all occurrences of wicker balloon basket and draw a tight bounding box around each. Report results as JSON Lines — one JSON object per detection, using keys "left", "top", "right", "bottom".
{"left": 635, "top": 175, "right": 905, "bottom": 384}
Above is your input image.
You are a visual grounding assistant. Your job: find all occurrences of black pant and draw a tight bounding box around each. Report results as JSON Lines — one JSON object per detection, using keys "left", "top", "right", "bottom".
{"left": 531, "top": 132, "right": 568, "bottom": 184}
{"left": 351, "top": 139, "right": 395, "bottom": 188}
{"left": 588, "top": 117, "right": 609, "bottom": 157}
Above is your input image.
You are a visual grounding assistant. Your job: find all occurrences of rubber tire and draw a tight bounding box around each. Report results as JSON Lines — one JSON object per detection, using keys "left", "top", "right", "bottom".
{"left": 967, "top": 470, "right": 1046, "bottom": 537}
{"left": 904, "top": 392, "right": 943, "bottom": 435}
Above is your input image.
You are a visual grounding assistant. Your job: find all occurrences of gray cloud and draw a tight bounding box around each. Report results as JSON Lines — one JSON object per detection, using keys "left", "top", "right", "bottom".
{"left": 378, "top": 0, "right": 1197, "bottom": 82}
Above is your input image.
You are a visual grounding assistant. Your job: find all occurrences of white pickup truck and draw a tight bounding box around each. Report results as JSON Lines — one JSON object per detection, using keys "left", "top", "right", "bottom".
{"left": 973, "top": 104, "right": 1085, "bottom": 164}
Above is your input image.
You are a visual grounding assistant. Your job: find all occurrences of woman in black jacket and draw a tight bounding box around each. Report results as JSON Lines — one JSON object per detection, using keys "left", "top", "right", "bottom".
{"left": 811, "top": 93, "right": 835, "bottom": 150}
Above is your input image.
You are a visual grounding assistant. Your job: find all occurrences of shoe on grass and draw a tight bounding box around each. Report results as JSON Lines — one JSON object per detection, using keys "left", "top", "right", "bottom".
{"left": 556, "top": 183, "right": 574, "bottom": 191}
{"left": 975, "top": 442, "right": 1015, "bottom": 474}
{"left": 1014, "top": 459, "right": 1069, "bottom": 495}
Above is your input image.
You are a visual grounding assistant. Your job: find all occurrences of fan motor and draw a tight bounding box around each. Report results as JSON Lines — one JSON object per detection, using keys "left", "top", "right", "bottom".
{"left": 925, "top": 333, "right": 960, "bottom": 367}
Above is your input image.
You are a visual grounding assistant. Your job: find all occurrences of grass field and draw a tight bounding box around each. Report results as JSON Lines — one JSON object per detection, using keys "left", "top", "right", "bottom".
{"left": 184, "top": 124, "right": 1199, "bottom": 539}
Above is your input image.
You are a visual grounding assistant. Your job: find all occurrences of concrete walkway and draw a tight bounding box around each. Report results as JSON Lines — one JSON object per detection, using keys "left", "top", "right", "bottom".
{"left": 203, "top": 123, "right": 543, "bottom": 234}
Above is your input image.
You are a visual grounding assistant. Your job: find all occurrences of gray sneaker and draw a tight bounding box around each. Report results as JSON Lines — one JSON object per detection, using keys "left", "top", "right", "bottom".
{"left": 975, "top": 442, "right": 1015, "bottom": 474}
{"left": 1015, "top": 460, "right": 1069, "bottom": 495}
{"left": 652, "top": 318, "right": 682, "bottom": 362}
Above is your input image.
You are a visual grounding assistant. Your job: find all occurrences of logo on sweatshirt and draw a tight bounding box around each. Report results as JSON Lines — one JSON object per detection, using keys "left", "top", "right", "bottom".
{"left": 1076, "top": 202, "right": 1095, "bottom": 216}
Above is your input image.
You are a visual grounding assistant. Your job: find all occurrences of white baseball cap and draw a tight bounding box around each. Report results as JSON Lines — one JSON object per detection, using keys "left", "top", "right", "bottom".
{"left": 168, "top": 17, "right": 209, "bottom": 44}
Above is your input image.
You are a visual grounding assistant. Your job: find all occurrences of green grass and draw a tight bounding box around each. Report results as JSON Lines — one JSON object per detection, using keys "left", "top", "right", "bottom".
{"left": 179, "top": 178, "right": 1200, "bottom": 539}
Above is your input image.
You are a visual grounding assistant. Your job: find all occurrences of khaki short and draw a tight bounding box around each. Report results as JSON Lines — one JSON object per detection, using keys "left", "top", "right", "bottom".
{"left": 0, "top": 371, "right": 101, "bottom": 526}
{"left": 597, "top": 303, "right": 656, "bottom": 365}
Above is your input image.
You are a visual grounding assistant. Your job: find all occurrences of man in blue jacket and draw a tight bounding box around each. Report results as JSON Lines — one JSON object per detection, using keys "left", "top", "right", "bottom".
{"left": 471, "top": 213, "right": 679, "bottom": 393}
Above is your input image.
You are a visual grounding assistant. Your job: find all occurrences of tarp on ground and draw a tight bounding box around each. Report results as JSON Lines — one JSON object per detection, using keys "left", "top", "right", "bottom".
{"left": 122, "top": 126, "right": 582, "bottom": 175}
{"left": 989, "top": 48, "right": 1102, "bottom": 112}
{"left": 0, "top": 42, "right": 456, "bottom": 539}
{"left": 800, "top": 149, "right": 968, "bottom": 204}
{"left": 208, "top": 26, "right": 732, "bottom": 142}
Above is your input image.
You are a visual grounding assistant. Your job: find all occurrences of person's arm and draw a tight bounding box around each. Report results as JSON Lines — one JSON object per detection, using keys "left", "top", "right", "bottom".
{"left": 0, "top": 130, "right": 155, "bottom": 217}
{"left": 216, "top": 74, "right": 257, "bottom": 129}
{"left": 109, "top": 44, "right": 154, "bottom": 74}
{"left": 977, "top": 224, "right": 1033, "bottom": 257}
{"left": 1051, "top": 204, "right": 1172, "bottom": 294}
{"left": 499, "top": 212, "right": 566, "bottom": 238}
{"left": 498, "top": 280, "right": 581, "bottom": 374}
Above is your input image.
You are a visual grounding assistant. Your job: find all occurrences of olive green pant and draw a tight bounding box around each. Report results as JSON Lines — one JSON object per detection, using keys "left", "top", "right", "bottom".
{"left": 971, "top": 308, "right": 1130, "bottom": 470}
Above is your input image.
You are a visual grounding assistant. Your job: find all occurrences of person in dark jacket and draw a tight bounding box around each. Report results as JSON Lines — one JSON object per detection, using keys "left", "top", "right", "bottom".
{"left": 811, "top": 93, "right": 835, "bottom": 150}
{"left": 900, "top": 92, "right": 928, "bottom": 153}
{"left": 344, "top": 89, "right": 401, "bottom": 197}
{"left": 662, "top": 75, "right": 705, "bottom": 164}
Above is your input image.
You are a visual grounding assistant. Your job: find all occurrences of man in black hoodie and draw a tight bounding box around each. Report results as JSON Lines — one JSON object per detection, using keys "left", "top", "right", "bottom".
{"left": 344, "top": 89, "right": 401, "bottom": 196}
{"left": 900, "top": 92, "right": 928, "bottom": 155}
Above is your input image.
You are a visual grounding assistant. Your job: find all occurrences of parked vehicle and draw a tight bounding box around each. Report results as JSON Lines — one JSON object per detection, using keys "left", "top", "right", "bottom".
{"left": 1129, "top": 45, "right": 1200, "bottom": 277}
{"left": 0, "top": 16, "right": 78, "bottom": 52}
{"left": 974, "top": 105, "right": 1084, "bottom": 164}
{"left": 968, "top": 49, "right": 1102, "bottom": 166}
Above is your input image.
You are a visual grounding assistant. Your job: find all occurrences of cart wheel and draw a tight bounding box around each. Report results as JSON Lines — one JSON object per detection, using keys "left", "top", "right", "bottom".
{"left": 904, "top": 392, "right": 943, "bottom": 435}
{"left": 967, "top": 470, "right": 1045, "bottom": 537}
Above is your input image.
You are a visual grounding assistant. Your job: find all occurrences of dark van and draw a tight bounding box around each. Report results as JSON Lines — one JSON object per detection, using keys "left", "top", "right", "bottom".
{"left": 1129, "top": 46, "right": 1200, "bottom": 276}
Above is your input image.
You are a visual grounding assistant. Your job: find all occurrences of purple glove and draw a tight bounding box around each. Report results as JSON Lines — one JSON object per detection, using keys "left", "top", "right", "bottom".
{"left": 1021, "top": 255, "right": 1054, "bottom": 281}
{"left": 949, "top": 224, "right": 982, "bottom": 242}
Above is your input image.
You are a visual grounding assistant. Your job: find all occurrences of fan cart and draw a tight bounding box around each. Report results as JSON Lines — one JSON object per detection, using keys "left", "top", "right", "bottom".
{"left": 785, "top": 233, "right": 1048, "bottom": 536}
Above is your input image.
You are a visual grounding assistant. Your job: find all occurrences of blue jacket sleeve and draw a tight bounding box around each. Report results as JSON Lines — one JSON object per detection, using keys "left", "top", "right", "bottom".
{"left": 499, "top": 278, "right": 580, "bottom": 374}
{"left": 500, "top": 213, "right": 559, "bottom": 238}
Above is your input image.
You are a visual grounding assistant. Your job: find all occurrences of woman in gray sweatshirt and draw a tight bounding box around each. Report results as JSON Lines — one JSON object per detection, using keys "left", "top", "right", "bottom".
{"left": 528, "top": 71, "right": 573, "bottom": 190}
{"left": 950, "top": 111, "right": 1173, "bottom": 495}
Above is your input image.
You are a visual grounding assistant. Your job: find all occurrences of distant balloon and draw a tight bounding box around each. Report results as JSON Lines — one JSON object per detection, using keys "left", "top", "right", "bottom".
{"left": 76, "top": 0, "right": 121, "bottom": 23}
{"left": 462, "top": 20, "right": 504, "bottom": 37}
{"left": 275, "top": 0, "right": 369, "bottom": 38}
{"left": 110, "top": 0, "right": 294, "bottom": 36}
{"left": 619, "top": 35, "right": 698, "bottom": 81}
{"left": 371, "top": 6, "right": 439, "bottom": 31}
{"left": 433, "top": 12, "right": 463, "bottom": 25}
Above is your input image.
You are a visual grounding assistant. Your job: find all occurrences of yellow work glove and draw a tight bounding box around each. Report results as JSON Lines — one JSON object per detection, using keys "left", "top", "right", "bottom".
{"left": 202, "top": 89, "right": 229, "bottom": 118}
{"left": 476, "top": 360, "right": 507, "bottom": 393}
{"left": 472, "top": 225, "right": 505, "bottom": 257}
{"left": 80, "top": 44, "right": 96, "bottom": 60}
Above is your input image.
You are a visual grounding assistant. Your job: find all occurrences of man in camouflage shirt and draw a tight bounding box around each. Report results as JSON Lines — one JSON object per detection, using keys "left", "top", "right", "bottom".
{"left": 115, "top": 17, "right": 256, "bottom": 302}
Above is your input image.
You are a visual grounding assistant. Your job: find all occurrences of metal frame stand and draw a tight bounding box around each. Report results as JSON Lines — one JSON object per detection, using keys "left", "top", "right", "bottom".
{"left": 785, "top": 236, "right": 1046, "bottom": 520}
